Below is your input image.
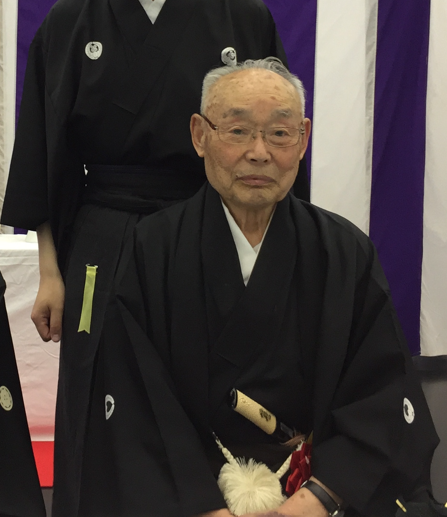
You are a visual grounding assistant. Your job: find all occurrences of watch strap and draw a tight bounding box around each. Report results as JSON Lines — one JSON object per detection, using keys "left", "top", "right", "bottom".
{"left": 301, "top": 479, "right": 341, "bottom": 516}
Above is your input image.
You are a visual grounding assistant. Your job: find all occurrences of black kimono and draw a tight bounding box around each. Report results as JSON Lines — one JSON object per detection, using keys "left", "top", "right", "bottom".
{"left": 95, "top": 184, "right": 438, "bottom": 517}
{"left": 0, "top": 1, "right": 308, "bottom": 513}
{"left": 0, "top": 273, "right": 46, "bottom": 517}
{"left": 1, "top": 0, "right": 308, "bottom": 264}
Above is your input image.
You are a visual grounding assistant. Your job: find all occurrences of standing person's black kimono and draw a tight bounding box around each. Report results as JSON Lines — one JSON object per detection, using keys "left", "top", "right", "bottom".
{"left": 99, "top": 184, "right": 438, "bottom": 517}
{"left": 0, "top": 1, "right": 309, "bottom": 514}
{"left": 0, "top": 273, "right": 46, "bottom": 517}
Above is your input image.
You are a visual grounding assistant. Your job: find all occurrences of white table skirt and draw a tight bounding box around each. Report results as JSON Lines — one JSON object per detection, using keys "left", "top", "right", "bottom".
{"left": 0, "top": 234, "right": 58, "bottom": 440}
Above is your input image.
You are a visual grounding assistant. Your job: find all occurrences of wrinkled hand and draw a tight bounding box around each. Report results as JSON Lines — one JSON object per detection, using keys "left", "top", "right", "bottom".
{"left": 239, "top": 486, "right": 330, "bottom": 517}
{"left": 277, "top": 486, "right": 330, "bottom": 517}
{"left": 31, "top": 275, "right": 65, "bottom": 342}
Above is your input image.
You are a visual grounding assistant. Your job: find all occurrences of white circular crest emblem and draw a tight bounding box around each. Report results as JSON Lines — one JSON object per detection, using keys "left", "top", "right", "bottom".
{"left": 221, "top": 47, "right": 237, "bottom": 66}
{"left": 105, "top": 394, "right": 115, "bottom": 420}
{"left": 85, "top": 41, "right": 103, "bottom": 60}
{"left": 0, "top": 386, "right": 13, "bottom": 411}
{"left": 403, "top": 397, "right": 415, "bottom": 424}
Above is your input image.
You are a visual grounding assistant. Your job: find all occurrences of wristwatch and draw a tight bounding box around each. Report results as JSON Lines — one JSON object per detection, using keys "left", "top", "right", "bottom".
{"left": 301, "top": 479, "right": 342, "bottom": 517}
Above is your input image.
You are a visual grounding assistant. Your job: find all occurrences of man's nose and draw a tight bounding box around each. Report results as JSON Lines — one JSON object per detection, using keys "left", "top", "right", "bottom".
{"left": 247, "top": 132, "right": 271, "bottom": 162}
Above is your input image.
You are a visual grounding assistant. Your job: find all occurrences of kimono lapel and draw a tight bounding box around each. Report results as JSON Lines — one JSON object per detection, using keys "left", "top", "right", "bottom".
{"left": 201, "top": 188, "right": 246, "bottom": 346}
{"left": 109, "top": 0, "right": 199, "bottom": 117}
{"left": 168, "top": 186, "right": 210, "bottom": 438}
{"left": 108, "top": 0, "right": 152, "bottom": 55}
{"left": 204, "top": 191, "right": 298, "bottom": 417}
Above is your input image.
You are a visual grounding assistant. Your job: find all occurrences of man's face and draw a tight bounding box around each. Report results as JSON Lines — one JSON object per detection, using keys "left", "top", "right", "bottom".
{"left": 191, "top": 69, "right": 311, "bottom": 213}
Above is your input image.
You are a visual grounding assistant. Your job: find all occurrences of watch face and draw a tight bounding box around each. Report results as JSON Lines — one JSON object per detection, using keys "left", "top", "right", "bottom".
{"left": 0, "top": 386, "right": 13, "bottom": 411}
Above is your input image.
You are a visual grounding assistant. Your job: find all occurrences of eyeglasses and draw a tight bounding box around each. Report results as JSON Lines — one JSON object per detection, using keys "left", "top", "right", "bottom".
{"left": 200, "top": 114, "right": 305, "bottom": 148}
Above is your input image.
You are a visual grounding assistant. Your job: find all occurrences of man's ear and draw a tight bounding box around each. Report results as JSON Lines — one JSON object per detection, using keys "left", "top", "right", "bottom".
{"left": 190, "top": 114, "right": 206, "bottom": 158}
{"left": 299, "top": 118, "right": 312, "bottom": 160}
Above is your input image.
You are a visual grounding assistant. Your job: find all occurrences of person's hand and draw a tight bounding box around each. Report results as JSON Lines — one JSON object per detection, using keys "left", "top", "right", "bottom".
{"left": 240, "top": 476, "right": 338, "bottom": 517}
{"left": 31, "top": 275, "right": 65, "bottom": 342}
{"left": 240, "top": 498, "right": 327, "bottom": 517}
{"left": 273, "top": 475, "right": 340, "bottom": 517}
{"left": 277, "top": 489, "right": 329, "bottom": 517}
{"left": 33, "top": 221, "right": 65, "bottom": 342}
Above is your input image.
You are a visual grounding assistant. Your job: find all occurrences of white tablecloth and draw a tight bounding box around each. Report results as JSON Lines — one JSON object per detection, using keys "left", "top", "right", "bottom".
{"left": 0, "top": 234, "right": 58, "bottom": 440}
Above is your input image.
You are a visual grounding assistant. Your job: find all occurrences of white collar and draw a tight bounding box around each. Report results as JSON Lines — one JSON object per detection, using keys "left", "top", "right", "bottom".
{"left": 221, "top": 200, "right": 273, "bottom": 286}
{"left": 139, "top": 0, "right": 166, "bottom": 24}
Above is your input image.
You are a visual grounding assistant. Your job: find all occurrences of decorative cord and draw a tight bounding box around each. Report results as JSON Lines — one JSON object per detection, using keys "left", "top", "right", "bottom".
{"left": 213, "top": 433, "right": 304, "bottom": 480}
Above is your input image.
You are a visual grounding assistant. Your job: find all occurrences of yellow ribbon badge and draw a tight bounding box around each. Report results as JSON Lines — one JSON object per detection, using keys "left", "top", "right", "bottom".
{"left": 78, "top": 265, "right": 98, "bottom": 334}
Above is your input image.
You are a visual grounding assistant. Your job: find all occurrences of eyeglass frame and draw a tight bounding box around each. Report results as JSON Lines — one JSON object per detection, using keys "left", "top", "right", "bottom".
{"left": 200, "top": 114, "right": 306, "bottom": 148}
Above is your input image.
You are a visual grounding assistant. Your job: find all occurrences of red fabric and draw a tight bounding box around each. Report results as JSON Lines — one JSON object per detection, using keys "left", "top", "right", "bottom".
{"left": 32, "top": 441, "right": 54, "bottom": 487}
{"left": 286, "top": 442, "right": 312, "bottom": 496}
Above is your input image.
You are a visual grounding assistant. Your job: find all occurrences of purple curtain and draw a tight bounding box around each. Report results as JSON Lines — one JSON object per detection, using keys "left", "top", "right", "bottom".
{"left": 16, "top": 0, "right": 56, "bottom": 120}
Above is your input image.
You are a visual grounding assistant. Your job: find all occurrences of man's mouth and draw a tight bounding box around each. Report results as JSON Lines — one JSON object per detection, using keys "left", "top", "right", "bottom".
{"left": 238, "top": 175, "right": 274, "bottom": 186}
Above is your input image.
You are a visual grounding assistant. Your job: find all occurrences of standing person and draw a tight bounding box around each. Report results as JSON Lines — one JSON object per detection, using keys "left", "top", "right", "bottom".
{"left": 1, "top": 0, "right": 309, "bottom": 515}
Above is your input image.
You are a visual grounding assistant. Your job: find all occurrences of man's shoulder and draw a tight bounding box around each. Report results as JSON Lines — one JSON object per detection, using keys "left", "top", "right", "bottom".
{"left": 292, "top": 196, "right": 367, "bottom": 235}
{"left": 43, "top": 0, "right": 88, "bottom": 26}
{"left": 36, "top": 0, "right": 94, "bottom": 48}
{"left": 227, "top": 0, "right": 272, "bottom": 17}
{"left": 290, "top": 196, "right": 373, "bottom": 252}
{"left": 134, "top": 199, "right": 192, "bottom": 248}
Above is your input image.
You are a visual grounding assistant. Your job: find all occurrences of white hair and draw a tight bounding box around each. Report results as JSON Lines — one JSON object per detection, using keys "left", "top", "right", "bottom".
{"left": 200, "top": 57, "right": 306, "bottom": 116}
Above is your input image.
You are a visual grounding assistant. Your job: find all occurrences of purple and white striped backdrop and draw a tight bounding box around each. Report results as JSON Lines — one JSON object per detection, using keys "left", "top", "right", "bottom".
{"left": 4, "top": 0, "right": 447, "bottom": 356}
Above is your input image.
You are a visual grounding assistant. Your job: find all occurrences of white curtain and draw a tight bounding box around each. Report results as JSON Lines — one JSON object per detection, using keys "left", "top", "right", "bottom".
{"left": 311, "top": 0, "right": 378, "bottom": 235}
{"left": 0, "top": 0, "right": 17, "bottom": 233}
{"left": 420, "top": 0, "right": 447, "bottom": 355}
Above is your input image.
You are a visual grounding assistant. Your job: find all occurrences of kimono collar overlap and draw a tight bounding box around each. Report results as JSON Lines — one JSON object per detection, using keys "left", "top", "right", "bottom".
{"left": 167, "top": 185, "right": 298, "bottom": 430}
{"left": 139, "top": 0, "right": 167, "bottom": 24}
{"left": 221, "top": 200, "right": 274, "bottom": 286}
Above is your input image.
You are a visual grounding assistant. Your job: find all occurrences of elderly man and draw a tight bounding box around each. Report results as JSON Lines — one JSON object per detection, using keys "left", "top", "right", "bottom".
{"left": 97, "top": 58, "right": 438, "bottom": 517}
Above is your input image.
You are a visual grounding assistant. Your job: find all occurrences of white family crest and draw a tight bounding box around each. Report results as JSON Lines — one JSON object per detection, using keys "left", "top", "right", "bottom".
{"left": 221, "top": 47, "right": 237, "bottom": 66}
{"left": 403, "top": 397, "right": 415, "bottom": 424}
{"left": 85, "top": 41, "right": 103, "bottom": 60}
{"left": 105, "top": 394, "right": 115, "bottom": 420}
{"left": 0, "top": 386, "right": 13, "bottom": 411}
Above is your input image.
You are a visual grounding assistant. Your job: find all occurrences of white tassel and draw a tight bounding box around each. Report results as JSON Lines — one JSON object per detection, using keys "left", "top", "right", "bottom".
{"left": 215, "top": 435, "right": 300, "bottom": 517}
{"left": 217, "top": 457, "right": 287, "bottom": 516}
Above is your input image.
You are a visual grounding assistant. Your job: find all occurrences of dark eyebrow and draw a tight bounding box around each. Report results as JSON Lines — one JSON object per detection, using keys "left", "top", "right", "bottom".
{"left": 222, "top": 108, "right": 250, "bottom": 119}
{"left": 221, "top": 107, "right": 297, "bottom": 121}
{"left": 272, "top": 109, "right": 293, "bottom": 118}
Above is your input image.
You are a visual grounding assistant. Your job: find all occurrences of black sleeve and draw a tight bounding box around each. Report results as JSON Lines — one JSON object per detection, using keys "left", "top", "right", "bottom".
{"left": 1, "top": 16, "right": 84, "bottom": 270}
{"left": 312, "top": 245, "right": 438, "bottom": 516}
{"left": 1, "top": 30, "right": 49, "bottom": 229}
{"left": 104, "top": 237, "right": 227, "bottom": 516}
